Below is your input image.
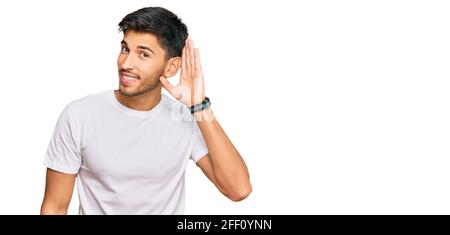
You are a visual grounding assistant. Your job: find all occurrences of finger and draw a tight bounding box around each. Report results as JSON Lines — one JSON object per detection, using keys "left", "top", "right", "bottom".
{"left": 194, "top": 48, "right": 202, "bottom": 73}
{"left": 188, "top": 39, "right": 196, "bottom": 73}
{"left": 181, "top": 45, "right": 187, "bottom": 79}
{"left": 159, "top": 76, "right": 174, "bottom": 93}
{"left": 185, "top": 39, "right": 191, "bottom": 76}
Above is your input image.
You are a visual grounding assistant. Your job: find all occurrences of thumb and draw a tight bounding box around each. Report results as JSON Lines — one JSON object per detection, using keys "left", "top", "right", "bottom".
{"left": 159, "top": 76, "right": 174, "bottom": 93}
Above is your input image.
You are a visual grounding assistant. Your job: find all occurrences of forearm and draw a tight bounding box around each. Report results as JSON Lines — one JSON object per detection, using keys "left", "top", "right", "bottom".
{"left": 194, "top": 108, "right": 251, "bottom": 199}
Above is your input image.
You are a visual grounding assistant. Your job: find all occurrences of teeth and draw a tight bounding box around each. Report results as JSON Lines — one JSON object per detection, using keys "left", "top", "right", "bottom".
{"left": 123, "top": 76, "right": 137, "bottom": 81}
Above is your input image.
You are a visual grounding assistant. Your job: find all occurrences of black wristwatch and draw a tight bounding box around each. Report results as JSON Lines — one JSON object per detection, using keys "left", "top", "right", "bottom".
{"left": 190, "top": 97, "right": 211, "bottom": 113}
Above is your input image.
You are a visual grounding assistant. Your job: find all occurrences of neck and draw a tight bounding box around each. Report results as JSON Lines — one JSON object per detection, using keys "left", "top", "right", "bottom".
{"left": 114, "top": 86, "right": 162, "bottom": 112}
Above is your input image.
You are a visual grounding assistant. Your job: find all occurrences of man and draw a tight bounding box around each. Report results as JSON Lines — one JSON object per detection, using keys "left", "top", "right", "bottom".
{"left": 40, "top": 7, "right": 251, "bottom": 215}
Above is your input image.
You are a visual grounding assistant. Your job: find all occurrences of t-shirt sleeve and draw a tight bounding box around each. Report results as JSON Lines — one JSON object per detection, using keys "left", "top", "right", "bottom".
{"left": 190, "top": 121, "right": 209, "bottom": 163}
{"left": 43, "top": 104, "right": 82, "bottom": 174}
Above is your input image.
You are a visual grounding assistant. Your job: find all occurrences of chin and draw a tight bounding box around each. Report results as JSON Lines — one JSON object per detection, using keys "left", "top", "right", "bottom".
{"left": 119, "top": 86, "right": 139, "bottom": 97}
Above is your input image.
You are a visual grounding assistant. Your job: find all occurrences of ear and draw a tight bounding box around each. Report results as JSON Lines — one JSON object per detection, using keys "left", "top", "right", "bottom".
{"left": 162, "top": 57, "right": 181, "bottom": 78}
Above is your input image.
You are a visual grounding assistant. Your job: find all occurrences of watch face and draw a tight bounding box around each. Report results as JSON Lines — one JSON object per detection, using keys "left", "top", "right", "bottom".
{"left": 191, "top": 97, "right": 210, "bottom": 113}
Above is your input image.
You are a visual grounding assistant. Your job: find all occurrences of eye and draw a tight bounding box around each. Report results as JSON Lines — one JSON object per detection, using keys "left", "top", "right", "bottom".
{"left": 140, "top": 51, "right": 150, "bottom": 58}
{"left": 121, "top": 47, "right": 129, "bottom": 53}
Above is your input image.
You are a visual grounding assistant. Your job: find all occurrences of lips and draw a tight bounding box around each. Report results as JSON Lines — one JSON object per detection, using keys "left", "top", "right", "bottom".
{"left": 120, "top": 72, "right": 139, "bottom": 86}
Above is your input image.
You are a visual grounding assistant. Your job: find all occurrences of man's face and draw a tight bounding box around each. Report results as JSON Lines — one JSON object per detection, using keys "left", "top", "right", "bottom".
{"left": 117, "top": 30, "right": 167, "bottom": 97}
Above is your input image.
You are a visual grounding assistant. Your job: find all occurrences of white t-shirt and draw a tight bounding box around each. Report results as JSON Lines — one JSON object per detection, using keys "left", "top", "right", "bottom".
{"left": 44, "top": 90, "right": 208, "bottom": 215}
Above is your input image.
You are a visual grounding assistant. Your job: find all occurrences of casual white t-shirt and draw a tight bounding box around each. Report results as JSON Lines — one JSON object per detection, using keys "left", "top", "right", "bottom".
{"left": 44, "top": 89, "right": 208, "bottom": 215}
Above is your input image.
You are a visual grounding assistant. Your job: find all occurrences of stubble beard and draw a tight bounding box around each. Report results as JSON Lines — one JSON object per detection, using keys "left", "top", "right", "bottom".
{"left": 119, "top": 72, "right": 162, "bottom": 97}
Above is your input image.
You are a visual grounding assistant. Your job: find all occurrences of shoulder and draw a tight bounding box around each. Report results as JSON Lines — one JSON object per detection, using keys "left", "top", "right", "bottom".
{"left": 66, "top": 90, "right": 110, "bottom": 111}
{"left": 159, "top": 93, "right": 196, "bottom": 123}
{"left": 60, "top": 90, "right": 111, "bottom": 122}
{"left": 62, "top": 90, "right": 112, "bottom": 119}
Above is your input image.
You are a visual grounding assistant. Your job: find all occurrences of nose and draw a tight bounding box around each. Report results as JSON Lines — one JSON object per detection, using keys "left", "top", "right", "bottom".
{"left": 121, "top": 54, "right": 136, "bottom": 70}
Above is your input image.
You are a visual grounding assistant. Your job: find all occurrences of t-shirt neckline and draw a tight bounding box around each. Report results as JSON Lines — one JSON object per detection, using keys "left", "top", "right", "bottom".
{"left": 108, "top": 89, "right": 165, "bottom": 118}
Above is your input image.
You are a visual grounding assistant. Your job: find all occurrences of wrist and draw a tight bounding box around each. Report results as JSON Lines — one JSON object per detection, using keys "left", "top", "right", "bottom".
{"left": 192, "top": 106, "right": 215, "bottom": 122}
{"left": 190, "top": 96, "right": 211, "bottom": 114}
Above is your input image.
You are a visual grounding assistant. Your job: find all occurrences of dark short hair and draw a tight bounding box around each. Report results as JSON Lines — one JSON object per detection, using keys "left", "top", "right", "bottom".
{"left": 118, "top": 7, "right": 188, "bottom": 59}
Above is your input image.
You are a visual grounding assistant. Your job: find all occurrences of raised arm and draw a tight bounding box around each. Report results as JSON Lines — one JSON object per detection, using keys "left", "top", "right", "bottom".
{"left": 159, "top": 39, "right": 252, "bottom": 201}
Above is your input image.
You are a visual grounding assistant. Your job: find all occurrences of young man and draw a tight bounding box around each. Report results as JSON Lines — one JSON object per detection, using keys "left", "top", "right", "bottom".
{"left": 41, "top": 7, "right": 251, "bottom": 215}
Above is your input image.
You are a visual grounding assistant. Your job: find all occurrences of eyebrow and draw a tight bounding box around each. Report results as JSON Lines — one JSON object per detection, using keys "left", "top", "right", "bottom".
{"left": 121, "top": 40, "right": 155, "bottom": 55}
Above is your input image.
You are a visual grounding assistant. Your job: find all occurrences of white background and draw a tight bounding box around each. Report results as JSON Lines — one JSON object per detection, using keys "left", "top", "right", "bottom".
{"left": 0, "top": 0, "right": 449, "bottom": 214}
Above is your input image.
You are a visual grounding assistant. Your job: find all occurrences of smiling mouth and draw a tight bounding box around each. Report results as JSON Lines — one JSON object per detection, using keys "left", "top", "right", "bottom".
{"left": 120, "top": 72, "right": 139, "bottom": 85}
